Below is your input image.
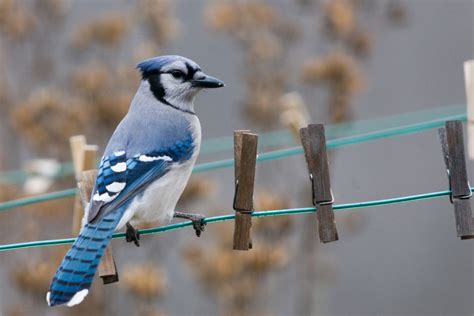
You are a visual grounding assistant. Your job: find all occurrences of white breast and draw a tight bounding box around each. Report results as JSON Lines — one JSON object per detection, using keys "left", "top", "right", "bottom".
{"left": 116, "top": 115, "right": 201, "bottom": 230}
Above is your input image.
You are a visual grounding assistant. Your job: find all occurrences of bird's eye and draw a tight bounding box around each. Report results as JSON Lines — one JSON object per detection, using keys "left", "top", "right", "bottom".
{"left": 170, "top": 70, "right": 184, "bottom": 79}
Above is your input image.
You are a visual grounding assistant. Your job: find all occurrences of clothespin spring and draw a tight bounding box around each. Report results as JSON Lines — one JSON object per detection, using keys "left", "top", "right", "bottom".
{"left": 233, "top": 180, "right": 254, "bottom": 214}
{"left": 449, "top": 179, "right": 473, "bottom": 203}
{"left": 309, "top": 173, "right": 334, "bottom": 206}
{"left": 440, "top": 128, "right": 473, "bottom": 203}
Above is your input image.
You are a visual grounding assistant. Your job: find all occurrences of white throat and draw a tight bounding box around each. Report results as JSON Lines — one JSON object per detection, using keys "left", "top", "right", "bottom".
{"left": 160, "top": 75, "right": 199, "bottom": 113}
{"left": 138, "top": 80, "right": 197, "bottom": 114}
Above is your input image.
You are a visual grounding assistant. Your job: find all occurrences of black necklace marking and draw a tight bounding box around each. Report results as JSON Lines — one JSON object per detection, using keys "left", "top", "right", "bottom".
{"left": 146, "top": 73, "right": 196, "bottom": 115}
{"left": 159, "top": 96, "right": 196, "bottom": 115}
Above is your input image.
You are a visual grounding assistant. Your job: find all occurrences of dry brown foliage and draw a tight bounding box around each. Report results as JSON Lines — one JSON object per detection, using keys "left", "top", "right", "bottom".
{"left": 183, "top": 191, "right": 293, "bottom": 314}
{"left": 138, "top": 308, "right": 168, "bottom": 316}
{"left": 348, "top": 31, "right": 373, "bottom": 57}
{"left": 387, "top": 0, "right": 408, "bottom": 25}
{"left": 137, "top": 0, "right": 179, "bottom": 46}
{"left": 13, "top": 261, "right": 56, "bottom": 294}
{"left": 71, "top": 14, "right": 129, "bottom": 50}
{"left": 73, "top": 62, "right": 110, "bottom": 98}
{"left": 279, "top": 92, "right": 310, "bottom": 138}
{"left": 92, "top": 92, "right": 135, "bottom": 129}
{"left": 12, "top": 248, "right": 65, "bottom": 294}
{"left": 121, "top": 263, "right": 167, "bottom": 300}
{"left": 4, "top": 304, "right": 25, "bottom": 316}
{"left": 0, "top": 0, "right": 36, "bottom": 40}
{"left": 301, "top": 52, "right": 364, "bottom": 122}
{"left": 205, "top": 0, "right": 299, "bottom": 125}
{"left": 184, "top": 240, "right": 288, "bottom": 308}
{"left": 70, "top": 61, "right": 137, "bottom": 130}
{"left": 253, "top": 191, "right": 293, "bottom": 239}
{"left": 39, "top": 0, "right": 71, "bottom": 20}
{"left": 11, "top": 89, "right": 88, "bottom": 152}
{"left": 302, "top": 53, "right": 362, "bottom": 92}
{"left": 324, "top": 0, "right": 355, "bottom": 38}
{"left": 180, "top": 176, "right": 216, "bottom": 204}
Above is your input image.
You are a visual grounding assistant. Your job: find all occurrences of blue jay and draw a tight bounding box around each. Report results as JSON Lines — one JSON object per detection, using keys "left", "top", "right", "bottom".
{"left": 47, "top": 55, "right": 224, "bottom": 307}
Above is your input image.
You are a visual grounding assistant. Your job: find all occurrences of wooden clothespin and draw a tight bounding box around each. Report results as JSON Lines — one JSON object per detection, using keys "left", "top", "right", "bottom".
{"left": 70, "top": 135, "right": 119, "bottom": 283}
{"left": 438, "top": 121, "right": 473, "bottom": 239}
{"left": 233, "top": 130, "right": 258, "bottom": 250}
{"left": 300, "top": 124, "right": 339, "bottom": 243}
{"left": 464, "top": 60, "right": 474, "bottom": 160}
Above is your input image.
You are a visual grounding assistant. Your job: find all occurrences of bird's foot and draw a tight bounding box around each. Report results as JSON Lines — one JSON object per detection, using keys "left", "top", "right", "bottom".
{"left": 174, "top": 211, "right": 206, "bottom": 237}
{"left": 125, "top": 222, "right": 140, "bottom": 247}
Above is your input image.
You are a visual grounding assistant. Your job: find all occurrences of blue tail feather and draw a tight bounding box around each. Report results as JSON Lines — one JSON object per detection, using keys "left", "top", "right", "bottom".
{"left": 47, "top": 209, "right": 122, "bottom": 307}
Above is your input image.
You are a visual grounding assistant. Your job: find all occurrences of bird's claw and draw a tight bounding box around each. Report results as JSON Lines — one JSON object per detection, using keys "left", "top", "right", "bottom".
{"left": 174, "top": 211, "right": 206, "bottom": 237}
{"left": 126, "top": 222, "right": 140, "bottom": 247}
{"left": 192, "top": 217, "right": 206, "bottom": 237}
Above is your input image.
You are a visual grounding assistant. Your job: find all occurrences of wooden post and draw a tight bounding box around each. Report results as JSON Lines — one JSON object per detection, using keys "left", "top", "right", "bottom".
{"left": 70, "top": 135, "right": 87, "bottom": 176}
{"left": 439, "top": 121, "right": 473, "bottom": 239}
{"left": 233, "top": 130, "right": 258, "bottom": 250}
{"left": 70, "top": 136, "right": 87, "bottom": 234}
{"left": 300, "top": 124, "right": 339, "bottom": 243}
{"left": 79, "top": 169, "right": 120, "bottom": 283}
{"left": 464, "top": 60, "right": 474, "bottom": 160}
{"left": 72, "top": 144, "right": 98, "bottom": 234}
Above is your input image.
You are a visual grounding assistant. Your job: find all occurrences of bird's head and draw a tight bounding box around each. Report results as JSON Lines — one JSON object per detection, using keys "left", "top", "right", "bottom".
{"left": 137, "top": 55, "right": 224, "bottom": 109}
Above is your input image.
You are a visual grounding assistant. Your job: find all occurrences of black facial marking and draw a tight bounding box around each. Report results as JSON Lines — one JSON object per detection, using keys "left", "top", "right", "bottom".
{"left": 147, "top": 73, "right": 167, "bottom": 103}
{"left": 140, "top": 69, "right": 159, "bottom": 81}
{"left": 142, "top": 62, "right": 200, "bottom": 82}
{"left": 146, "top": 73, "right": 196, "bottom": 115}
{"left": 184, "top": 62, "right": 199, "bottom": 81}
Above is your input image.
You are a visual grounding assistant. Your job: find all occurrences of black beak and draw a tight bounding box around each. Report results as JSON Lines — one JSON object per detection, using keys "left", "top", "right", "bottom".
{"left": 191, "top": 74, "right": 225, "bottom": 88}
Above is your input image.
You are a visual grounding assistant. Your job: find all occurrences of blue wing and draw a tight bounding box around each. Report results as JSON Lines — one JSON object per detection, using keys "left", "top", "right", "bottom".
{"left": 48, "top": 138, "right": 195, "bottom": 306}
{"left": 87, "top": 137, "right": 195, "bottom": 223}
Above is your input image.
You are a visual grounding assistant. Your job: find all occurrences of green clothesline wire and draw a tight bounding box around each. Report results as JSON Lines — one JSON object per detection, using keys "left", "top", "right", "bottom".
{"left": 178, "top": 109, "right": 469, "bottom": 172}
{"left": 1, "top": 187, "right": 472, "bottom": 252}
{"left": 0, "top": 106, "right": 468, "bottom": 212}
{"left": 0, "top": 189, "right": 77, "bottom": 211}
{"left": 0, "top": 104, "right": 466, "bottom": 185}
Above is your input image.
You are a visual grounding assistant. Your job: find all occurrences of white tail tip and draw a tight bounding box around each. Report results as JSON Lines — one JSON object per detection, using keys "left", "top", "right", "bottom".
{"left": 46, "top": 289, "right": 89, "bottom": 307}
{"left": 66, "top": 289, "right": 89, "bottom": 307}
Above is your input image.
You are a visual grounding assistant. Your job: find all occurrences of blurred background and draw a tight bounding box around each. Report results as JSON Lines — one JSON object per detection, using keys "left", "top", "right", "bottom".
{"left": 0, "top": 0, "right": 473, "bottom": 315}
